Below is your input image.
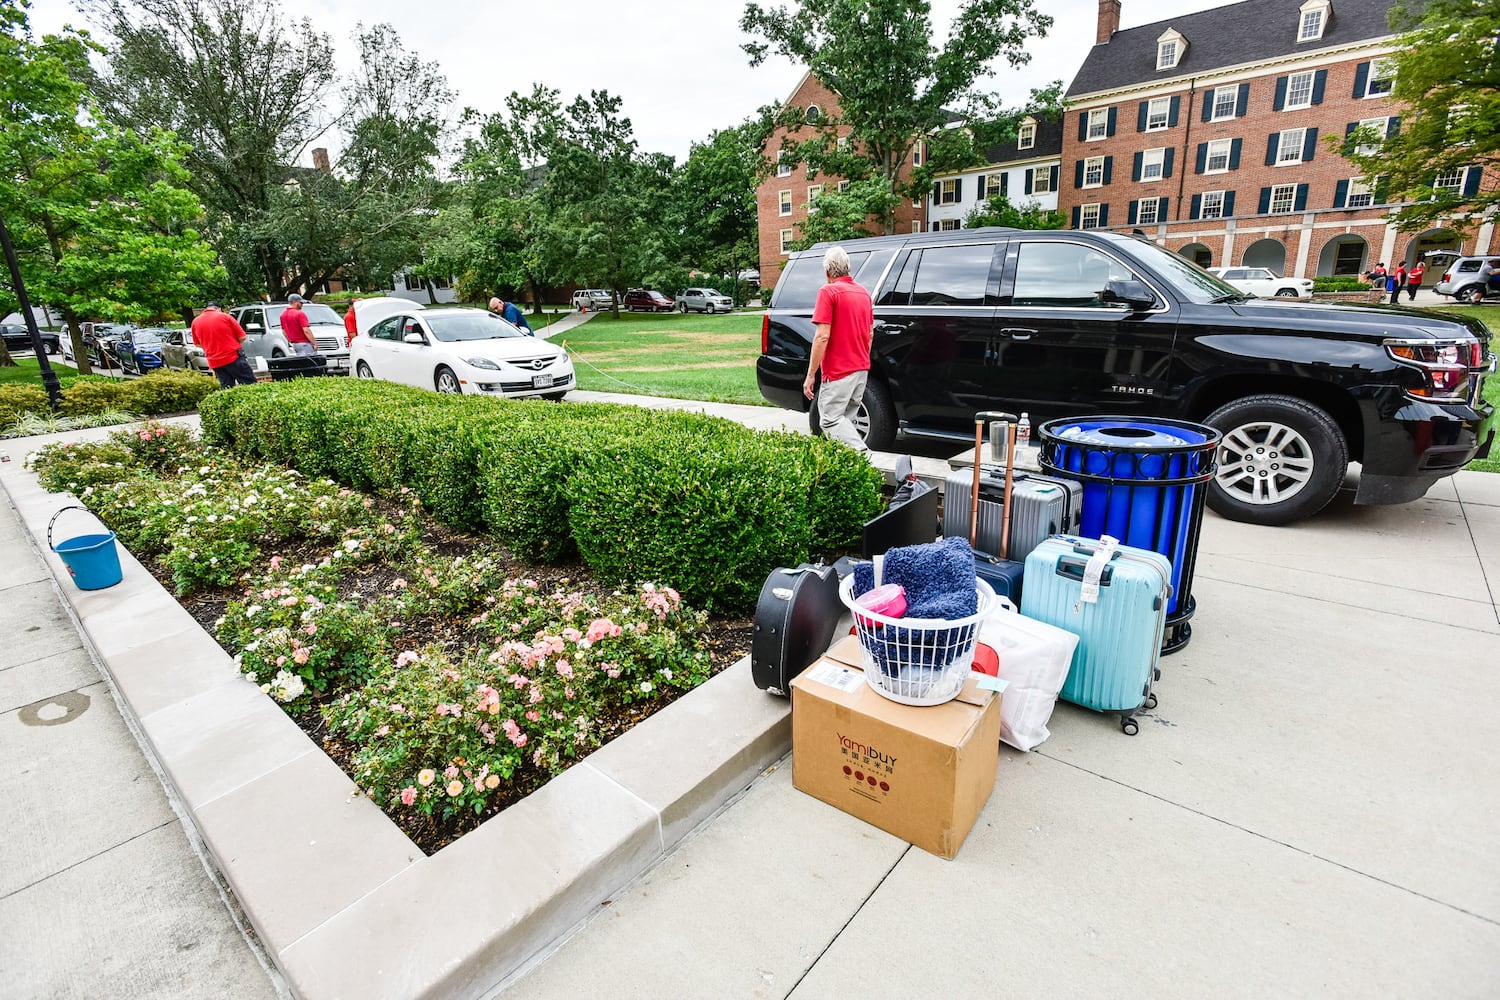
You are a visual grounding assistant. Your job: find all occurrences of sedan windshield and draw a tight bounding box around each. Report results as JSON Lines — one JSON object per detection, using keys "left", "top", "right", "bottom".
{"left": 132, "top": 331, "right": 166, "bottom": 348}
{"left": 425, "top": 312, "right": 526, "bottom": 342}
{"left": 1119, "top": 238, "right": 1246, "bottom": 304}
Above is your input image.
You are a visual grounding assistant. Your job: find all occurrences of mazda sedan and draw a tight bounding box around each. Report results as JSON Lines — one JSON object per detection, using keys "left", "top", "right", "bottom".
{"left": 351, "top": 307, "right": 574, "bottom": 398}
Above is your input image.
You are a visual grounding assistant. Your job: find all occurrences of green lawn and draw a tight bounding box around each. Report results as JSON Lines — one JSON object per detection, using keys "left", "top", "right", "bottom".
{"left": 0, "top": 358, "right": 88, "bottom": 389}
{"left": 554, "top": 311, "right": 766, "bottom": 404}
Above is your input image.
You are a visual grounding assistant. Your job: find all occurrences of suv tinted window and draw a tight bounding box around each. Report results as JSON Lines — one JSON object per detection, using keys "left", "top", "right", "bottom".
{"left": 1012, "top": 242, "right": 1135, "bottom": 308}
{"left": 908, "top": 244, "right": 995, "bottom": 306}
{"left": 1457, "top": 260, "right": 1481, "bottom": 272}
{"left": 238, "top": 308, "right": 266, "bottom": 332}
{"left": 773, "top": 250, "right": 880, "bottom": 308}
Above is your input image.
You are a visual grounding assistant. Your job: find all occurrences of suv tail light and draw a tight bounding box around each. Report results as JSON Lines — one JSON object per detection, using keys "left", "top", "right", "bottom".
{"left": 1442, "top": 271, "right": 1452, "bottom": 283}
{"left": 1384, "top": 338, "right": 1484, "bottom": 400}
{"left": 761, "top": 314, "right": 770, "bottom": 354}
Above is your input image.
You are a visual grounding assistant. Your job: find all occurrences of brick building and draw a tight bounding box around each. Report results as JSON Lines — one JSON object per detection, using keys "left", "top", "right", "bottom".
{"left": 754, "top": 73, "right": 928, "bottom": 290}
{"left": 1060, "top": 0, "right": 1496, "bottom": 280}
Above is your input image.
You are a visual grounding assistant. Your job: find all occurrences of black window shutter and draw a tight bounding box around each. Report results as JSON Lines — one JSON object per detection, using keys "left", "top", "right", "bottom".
{"left": 1464, "top": 167, "right": 1482, "bottom": 196}
{"left": 1201, "top": 96, "right": 1213, "bottom": 122}
{"left": 1191, "top": 193, "right": 1202, "bottom": 219}
{"left": 1137, "top": 101, "right": 1149, "bottom": 131}
{"left": 1373, "top": 177, "right": 1388, "bottom": 204}
{"left": 1333, "top": 180, "right": 1349, "bottom": 208}
{"left": 1169, "top": 96, "right": 1180, "bottom": 127}
{"left": 1353, "top": 61, "right": 1370, "bottom": 98}
{"left": 1229, "top": 138, "right": 1243, "bottom": 169}
{"left": 1078, "top": 112, "right": 1089, "bottom": 142}
{"left": 1258, "top": 187, "right": 1272, "bottom": 214}
{"left": 1163, "top": 148, "right": 1175, "bottom": 178}
{"left": 1050, "top": 165, "right": 1060, "bottom": 190}
{"left": 1072, "top": 206, "right": 1081, "bottom": 228}
{"left": 977, "top": 175, "right": 986, "bottom": 199}
{"left": 1344, "top": 121, "right": 1358, "bottom": 155}
{"left": 1107, "top": 107, "right": 1118, "bottom": 136}
{"left": 1099, "top": 204, "right": 1109, "bottom": 227}
{"left": 1024, "top": 169, "right": 1033, "bottom": 195}
{"left": 933, "top": 181, "right": 941, "bottom": 202}
{"left": 1302, "top": 127, "right": 1318, "bottom": 162}
{"left": 1075, "top": 160, "right": 1085, "bottom": 188}
{"left": 1266, "top": 134, "right": 1280, "bottom": 166}
{"left": 1236, "top": 83, "right": 1250, "bottom": 117}
{"left": 1133, "top": 151, "right": 1143, "bottom": 181}
{"left": 1312, "top": 69, "right": 1327, "bottom": 105}
{"left": 1158, "top": 197, "right": 1169, "bottom": 219}
{"left": 1388, "top": 116, "right": 1400, "bottom": 136}
{"left": 1294, "top": 184, "right": 1309, "bottom": 211}
{"left": 955, "top": 178, "right": 963, "bottom": 201}
{"left": 1128, "top": 200, "right": 1139, "bottom": 225}
{"left": 1273, "top": 77, "right": 1288, "bottom": 111}
{"left": 1195, "top": 143, "right": 1208, "bottom": 174}
{"left": 1000, "top": 173, "right": 1009, "bottom": 195}
{"left": 1223, "top": 191, "right": 1236, "bottom": 216}
{"left": 1103, "top": 156, "right": 1113, "bottom": 185}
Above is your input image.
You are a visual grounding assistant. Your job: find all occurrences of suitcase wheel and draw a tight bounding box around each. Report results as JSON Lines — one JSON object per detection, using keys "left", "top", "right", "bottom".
{"left": 1145, "top": 692, "right": 1158, "bottom": 710}
{"left": 1121, "top": 716, "right": 1139, "bottom": 736}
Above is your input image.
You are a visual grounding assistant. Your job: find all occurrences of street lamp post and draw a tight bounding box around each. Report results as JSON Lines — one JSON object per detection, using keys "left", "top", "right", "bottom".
{"left": 0, "top": 210, "right": 63, "bottom": 411}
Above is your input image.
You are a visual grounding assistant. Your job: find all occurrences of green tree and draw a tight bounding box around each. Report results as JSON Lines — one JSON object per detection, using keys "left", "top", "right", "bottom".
{"left": 0, "top": 1, "right": 222, "bottom": 373}
{"left": 1341, "top": 0, "right": 1500, "bottom": 231}
{"left": 741, "top": 0, "right": 1059, "bottom": 233}
{"left": 964, "top": 191, "right": 1066, "bottom": 230}
{"left": 670, "top": 121, "right": 766, "bottom": 301}
{"left": 790, "top": 177, "right": 892, "bottom": 250}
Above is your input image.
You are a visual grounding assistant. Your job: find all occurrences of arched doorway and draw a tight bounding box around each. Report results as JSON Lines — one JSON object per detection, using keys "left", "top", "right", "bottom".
{"left": 1179, "top": 243, "right": 1213, "bottom": 268}
{"left": 1318, "top": 235, "right": 1369, "bottom": 277}
{"left": 1242, "top": 239, "right": 1287, "bottom": 274}
{"left": 1402, "top": 228, "right": 1462, "bottom": 285}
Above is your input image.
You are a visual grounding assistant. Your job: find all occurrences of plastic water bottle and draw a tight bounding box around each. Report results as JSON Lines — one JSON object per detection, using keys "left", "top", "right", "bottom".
{"left": 1017, "top": 412, "right": 1031, "bottom": 449}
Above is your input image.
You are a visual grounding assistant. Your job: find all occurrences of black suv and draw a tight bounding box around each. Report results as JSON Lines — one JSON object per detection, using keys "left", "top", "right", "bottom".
{"left": 1, "top": 323, "right": 61, "bottom": 356}
{"left": 757, "top": 228, "right": 1496, "bottom": 525}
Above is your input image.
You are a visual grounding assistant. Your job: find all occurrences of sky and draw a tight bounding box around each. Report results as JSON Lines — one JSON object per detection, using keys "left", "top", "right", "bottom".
{"left": 23, "top": 0, "right": 1226, "bottom": 164}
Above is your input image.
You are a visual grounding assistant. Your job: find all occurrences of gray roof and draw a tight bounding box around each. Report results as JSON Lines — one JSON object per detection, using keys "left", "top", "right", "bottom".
{"left": 982, "top": 118, "right": 1064, "bottom": 165}
{"left": 1066, "top": 0, "right": 1400, "bottom": 98}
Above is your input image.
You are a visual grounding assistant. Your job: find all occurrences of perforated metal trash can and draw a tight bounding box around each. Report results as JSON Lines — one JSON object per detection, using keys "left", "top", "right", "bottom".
{"left": 1039, "top": 417, "right": 1219, "bottom": 655}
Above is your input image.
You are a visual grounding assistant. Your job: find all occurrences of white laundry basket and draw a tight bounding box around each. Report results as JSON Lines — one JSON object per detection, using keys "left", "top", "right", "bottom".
{"left": 839, "top": 575, "right": 997, "bottom": 706}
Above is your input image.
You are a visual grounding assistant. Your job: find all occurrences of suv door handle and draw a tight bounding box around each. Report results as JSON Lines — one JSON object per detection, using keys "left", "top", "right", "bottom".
{"left": 873, "top": 321, "right": 907, "bottom": 335}
{"left": 1001, "top": 327, "right": 1037, "bottom": 341}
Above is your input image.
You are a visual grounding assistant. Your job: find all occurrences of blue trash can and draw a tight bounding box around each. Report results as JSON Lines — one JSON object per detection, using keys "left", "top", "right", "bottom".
{"left": 1039, "top": 417, "right": 1219, "bottom": 654}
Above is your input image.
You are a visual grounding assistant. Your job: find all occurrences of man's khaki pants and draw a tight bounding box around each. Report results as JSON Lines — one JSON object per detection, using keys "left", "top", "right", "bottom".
{"left": 818, "top": 371, "right": 869, "bottom": 452}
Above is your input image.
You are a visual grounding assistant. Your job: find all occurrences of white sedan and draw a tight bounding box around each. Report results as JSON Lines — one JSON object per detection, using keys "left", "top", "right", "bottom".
{"left": 350, "top": 307, "right": 574, "bottom": 398}
{"left": 1206, "top": 267, "right": 1315, "bottom": 300}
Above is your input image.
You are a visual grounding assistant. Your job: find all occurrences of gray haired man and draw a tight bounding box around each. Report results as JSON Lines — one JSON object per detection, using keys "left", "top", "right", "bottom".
{"left": 801, "top": 246, "right": 874, "bottom": 451}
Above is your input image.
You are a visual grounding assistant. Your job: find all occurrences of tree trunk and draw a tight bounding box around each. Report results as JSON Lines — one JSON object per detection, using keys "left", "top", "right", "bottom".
{"left": 0, "top": 340, "right": 16, "bottom": 368}
{"left": 425, "top": 279, "right": 438, "bottom": 305}
{"left": 61, "top": 306, "right": 92, "bottom": 377}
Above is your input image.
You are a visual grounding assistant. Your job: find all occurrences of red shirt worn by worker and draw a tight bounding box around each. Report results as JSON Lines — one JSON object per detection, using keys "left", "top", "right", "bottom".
{"left": 280, "top": 306, "right": 314, "bottom": 345}
{"left": 811, "top": 275, "right": 874, "bottom": 382}
{"left": 344, "top": 305, "right": 358, "bottom": 346}
{"left": 190, "top": 309, "right": 247, "bottom": 369}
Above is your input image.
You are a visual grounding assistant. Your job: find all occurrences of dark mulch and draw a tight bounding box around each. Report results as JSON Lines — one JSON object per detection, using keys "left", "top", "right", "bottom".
{"left": 144, "top": 517, "right": 754, "bottom": 854}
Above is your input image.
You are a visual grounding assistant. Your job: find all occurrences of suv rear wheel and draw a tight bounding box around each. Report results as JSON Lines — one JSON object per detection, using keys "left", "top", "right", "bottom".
{"left": 1204, "top": 395, "right": 1347, "bottom": 525}
{"left": 1458, "top": 284, "right": 1486, "bottom": 304}
{"left": 809, "top": 377, "right": 896, "bottom": 451}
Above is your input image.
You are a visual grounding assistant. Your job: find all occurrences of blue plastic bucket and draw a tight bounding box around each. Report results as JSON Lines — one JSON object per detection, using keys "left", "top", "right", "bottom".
{"left": 48, "top": 506, "right": 123, "bottom": 591}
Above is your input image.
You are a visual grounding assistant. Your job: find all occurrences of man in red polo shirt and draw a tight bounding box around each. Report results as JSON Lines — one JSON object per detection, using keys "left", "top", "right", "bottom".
{"left": 280, "top": 293, "right": 319, "bottom": 355}
{"left": 802, "top": 245, "right": 874, "bottom": 452}
{"left": 190, "top": 301, "right": 257, "bottom": 388}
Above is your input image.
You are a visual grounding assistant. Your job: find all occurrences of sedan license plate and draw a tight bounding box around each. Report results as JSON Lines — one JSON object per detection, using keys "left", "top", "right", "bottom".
{"left": 532, "top": 373, "right": 555, "bottom": 388}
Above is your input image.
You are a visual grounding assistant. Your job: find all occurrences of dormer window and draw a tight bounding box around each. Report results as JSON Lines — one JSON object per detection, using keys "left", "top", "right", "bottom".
{"left": 1157, "top": 29, "right": 1186, "bottom": 70}
{"left": 1018, "top": 117, "right": 1036, "bottom": 150}
{"left": 806, "top": 103, "right": 822, "bottom": 122}
{"left": 1298, "top": 0, "right": 1330, "bottom": 42}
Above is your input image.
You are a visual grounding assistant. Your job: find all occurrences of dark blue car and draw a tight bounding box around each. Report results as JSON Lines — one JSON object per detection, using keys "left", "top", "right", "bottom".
{"left": 111, "top": 327, "right": 167, "bottom": 375}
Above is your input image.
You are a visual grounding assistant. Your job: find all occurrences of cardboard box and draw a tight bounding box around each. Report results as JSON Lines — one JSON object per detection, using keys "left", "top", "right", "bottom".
{"left": 790, "top": 635, "right": 1001, "bottom": 860}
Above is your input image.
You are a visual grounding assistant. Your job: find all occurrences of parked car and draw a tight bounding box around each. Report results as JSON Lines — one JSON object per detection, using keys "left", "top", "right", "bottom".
{"left": 350, "top": 306, "right": 575, "bottom": 399}
{"left": 161, "top": 328, "right": 211, "bottom": 371}
{"left": 677, "top": 287, "right": 733, "bottom": 314}
{"left": 110, "top": 327, "right": 168, "bottom": 375}
{"left": 622, "top": 288, "right": 675, "bottom": 312}
{"left": 1432, "top": 255, "right": 1500, "bottom": 304}
{"left": 1205, "top": 266, "right": 1315, "bottom": 301}
{"left": 571, "top": 289, "right": 616, "bottom": 311}
{"left": 1, "top": 323, "right": 62, "bottom": 356}
{"left": 74, "top": 323, "right": 133, "bottom": 369}
{"left": 229, "top": 302, "right": 352, "bottom": 373}
{"left": 757, "top": 228, "right": 1495, "bottom": 526}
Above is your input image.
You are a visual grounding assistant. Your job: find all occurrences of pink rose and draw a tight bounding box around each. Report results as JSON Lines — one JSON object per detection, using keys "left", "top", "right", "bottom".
{"left": 400, "top": 787, "right": 417, "bottom": 806}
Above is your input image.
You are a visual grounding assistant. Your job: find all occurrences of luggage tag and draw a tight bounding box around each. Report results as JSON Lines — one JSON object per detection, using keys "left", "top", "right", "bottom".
{"left": 1075, "top": 535, "right": 1119, "bottom": 613}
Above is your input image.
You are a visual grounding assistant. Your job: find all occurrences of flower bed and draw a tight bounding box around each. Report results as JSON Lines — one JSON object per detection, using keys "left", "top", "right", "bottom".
{"left": 27, "top": 422, "right": 747, "bottom": 852}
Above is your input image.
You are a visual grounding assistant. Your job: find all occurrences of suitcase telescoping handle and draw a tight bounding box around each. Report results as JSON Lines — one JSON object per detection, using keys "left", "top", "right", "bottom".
{"left": 971, "top": 411, "right": 1019, "bottom": 560}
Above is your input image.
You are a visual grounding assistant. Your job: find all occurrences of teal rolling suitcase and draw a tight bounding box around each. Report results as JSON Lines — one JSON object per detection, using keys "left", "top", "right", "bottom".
{"left": 1020, "top": 535, "right": 1172, "bottom": 735}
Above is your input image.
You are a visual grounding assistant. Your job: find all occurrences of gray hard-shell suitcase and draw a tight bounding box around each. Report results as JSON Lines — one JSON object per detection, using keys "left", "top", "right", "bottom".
{"left": 751, "top": 564, "right": 843, "bottom": 696}
{"left": 944, "top": 468, "right": 1083, "bottom": 562}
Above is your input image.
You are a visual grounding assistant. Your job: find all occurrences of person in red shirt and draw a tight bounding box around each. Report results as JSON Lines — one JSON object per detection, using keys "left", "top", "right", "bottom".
{"left": 279, "top": 294, "right": 319, "bottom": 355}
{"left": 344, "top": 299, "right": 359, "bottom": 346}
{"left": 1389, "top": 263, "right": 1407, "bottom": 304}
{"left": 802, "top": 245, "right": 874, "bottom": 452}
{"left": 1406, "top": 261, "right": 1425, "bottom": 301}
{"left": 190, "top": 302, "right": 256, "bottom": 388}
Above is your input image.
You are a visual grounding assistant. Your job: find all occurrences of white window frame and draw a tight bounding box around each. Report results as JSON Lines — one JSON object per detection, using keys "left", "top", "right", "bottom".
{"left": 837, "top": 179, "right": 851, "bottom": 193}
{"left": 1141, "top": 147, "right": 1166, "bottom": 182}
{"left": 836, "top": 136, "right": 849, "bottom": 152}
{"left": 1205, "top": 138, "right": 1233, "bottom": 174}
{"left": 1137, "top": 198, "right": 1160, "bottom": 225}
{"left": 1200, "top": 190, "right": 1226, "bottom": 219}
{"left": 913, "top": 141, "right": 923, "bottom": 166}
{"left": 1083, "top": 156, "right": 1105, "bottom": 188}
{"left": 1146, "top": 97, "right": 1171, "bottom": 131}
{"left": 1032, "top": 167, "right": 1054, "bottom": 194}
{"left": 1210, "top": 87, "right": 1238, "bottom": 122}
{"left": 1365, "top": 59, "right": 1396, "bottom": 98}
{"left": 1080, "top": 203, "right": 1102, "bottom": 230}
{"left": 1356, "top": 117, "right": 1389, "bottom": 157}
{"left": 806, "top": 103, "right": 822, "bottom": 122}
{"left": 1157, "top": 39, "right": 1178, "bottom": 70}
{"left": 1433, "top": 169, "right": 1465, "bottom": 194}
{"left": 778, "top": 189, "right": 792, "bottom": 216}
{"left": 1298, "top": 10, "right": 1324, "bottom": 42}
{"left": 984, "top": 174, "right": 1005, "bottom": 198}
{"left": 1018, "top": 121, "right": 1036, "bottom": 149}
{"left": 1270, "top": 183, "right": 1298, "bottom": 214}
{"left": 1345, "top": 178, "right": 1374, "bottom": 208}
{"left": 806, "top": 184, "right": 823, "bottom": 207}
{"left": 779, "top": 229, "right": 794, "bottom": 255}
{"left": 1285, "top": 70, "right": 1315, "bottom": 110}
{"left": 937, "top": 178, "right": 959, "bottom": 205}
{"left": 1277, "top": 128, "right": 1306, "bottom": 165}
{"left": 1087, "top": 109, "right": 1110, "bottom": 141}
{"left": 776, "top": 152, "right": 791, "bottom": 178}
{"left": 912, "top": 220, "right": 922, "bottom": 234}
{"left": 937, "top": 219, "right": 961, "bottom": 232}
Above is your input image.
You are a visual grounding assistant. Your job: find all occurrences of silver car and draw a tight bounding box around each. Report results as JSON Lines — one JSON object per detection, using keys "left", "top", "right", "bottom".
{"left": 230, "top": 302, "right": 351, "bottom": 372}
{"left": 161, "top": 328, "right": 211, "bottom": 371}
{"left": 677, "top": 287, "right": 734, "bottom": 313}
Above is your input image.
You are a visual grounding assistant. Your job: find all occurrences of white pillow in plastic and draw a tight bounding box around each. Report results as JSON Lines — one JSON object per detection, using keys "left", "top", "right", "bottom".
{"left": 979, "top": 602, "right": 1079, "bottom": 752}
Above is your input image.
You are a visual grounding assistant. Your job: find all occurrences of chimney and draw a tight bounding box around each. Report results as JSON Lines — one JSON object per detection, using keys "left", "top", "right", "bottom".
{"left": 1097, "top": 0, "right": 1121, "bottom": 43}
{"left": 312, "top": 147, "right": 331, "bottom": 173}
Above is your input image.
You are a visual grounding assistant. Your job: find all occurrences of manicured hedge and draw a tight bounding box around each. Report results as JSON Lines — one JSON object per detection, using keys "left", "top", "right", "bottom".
{"left": 0, "top": 370, "right": 217, "bottom": 432}
{"left": 198, "top": 380, "right": 885, "bottom": 611}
